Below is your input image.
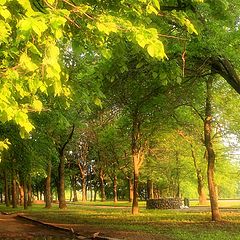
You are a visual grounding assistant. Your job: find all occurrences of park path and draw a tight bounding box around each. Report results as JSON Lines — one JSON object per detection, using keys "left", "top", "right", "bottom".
{"left": 0, "top": 212, "right": 75, "bottom": 239}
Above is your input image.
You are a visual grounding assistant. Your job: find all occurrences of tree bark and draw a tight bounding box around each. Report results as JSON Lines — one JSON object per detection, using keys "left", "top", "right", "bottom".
{"left": 23, "top": 180, "right": 28, "bottom": 210}
{"left": 190, "top": 145, "right": 207, "bottom": 205}
{"left": 132, "top": 156, "right": 139, "bottom": 214}
{"left": 78, "top": 164, "right": 87, "bottom": 202}
{"left": 57, "top": 124, "right": 75, "bottom": 209}
{"left": 128, "top": 177, "right": 133, "bottom": 202}
{"left": 82, "top": 176, "right": 87, "bottom": 202}
{"left": 27, "top": 176, "right": 32, "bottom": 206}
{"left": 78, "top": 140, "right": 89, "bottom": 202}
{"left": 12, "top": 175, "right": 17, "bottom": 208}
{"left": 4, "top": 171, "right": 10, "bottom": 207}
{"left": 19, "top": 184, "right": 24, "bottom": 206}
{"left": 204, "top": 77, "right": 221, "bottom": 221}
{"left": 147, "top": 179, "right": 154, "bottom": 200}
{"left": 175, "top": 152, "right": 180, "bottom": 198}
{"left": 210, "top": 56, "right": 240, "bottom": 94}
{"left": 58, "top": 153, "right": 67, "bottom": 209}
{"left": 71, "top": 175, "right": 78, "bottom": 202}
{"left": 99, "top": 168, "right": 106, "bottom": 201}
{"left": 113, "top": 175, "right": 118, "bottom": 203}
{"left": 131, "top": 113, "right": 145, "bottom": 215}
{"left": 45, "top": 159, "right": 52, "bottom": 208}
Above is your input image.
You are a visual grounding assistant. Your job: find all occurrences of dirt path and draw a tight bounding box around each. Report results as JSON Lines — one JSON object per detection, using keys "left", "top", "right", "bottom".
{"left": 0, "top": 213, "right": 75, "bottom": 239}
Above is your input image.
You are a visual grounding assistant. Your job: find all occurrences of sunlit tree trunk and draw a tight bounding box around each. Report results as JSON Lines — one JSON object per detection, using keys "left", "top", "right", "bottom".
{"left": 82, "top": 176, "right": 87, "bottom": 202}
{"left": 128, "top": 177, "right": 133, "bottom": 202}
{"left": 204, "top": 77, "right": 221, "bottom": 221}
{"left": 19, "top": 184, "right": 24, "bottom": 206}
{"left": 131, "top": 113, "right": 145, "bottom": 215}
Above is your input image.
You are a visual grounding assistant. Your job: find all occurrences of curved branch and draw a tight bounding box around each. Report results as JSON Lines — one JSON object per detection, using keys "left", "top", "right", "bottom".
{"left": 210, "top": 56, "right": 240, "bottom": 94}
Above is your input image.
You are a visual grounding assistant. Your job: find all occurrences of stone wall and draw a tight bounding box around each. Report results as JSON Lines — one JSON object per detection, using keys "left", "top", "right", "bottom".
{"left": 146, "top": 198, "right": 182, "bottom": 209}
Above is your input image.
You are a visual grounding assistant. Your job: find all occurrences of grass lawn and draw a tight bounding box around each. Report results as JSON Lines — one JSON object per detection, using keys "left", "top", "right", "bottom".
{"left": 1, "top": 200, "right": 240, "bottom": 240}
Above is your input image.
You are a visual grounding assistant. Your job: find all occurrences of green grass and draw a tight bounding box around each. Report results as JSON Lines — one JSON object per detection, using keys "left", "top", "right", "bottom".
{"left": 2, "top": 201, "right": 240, "bottom": 240}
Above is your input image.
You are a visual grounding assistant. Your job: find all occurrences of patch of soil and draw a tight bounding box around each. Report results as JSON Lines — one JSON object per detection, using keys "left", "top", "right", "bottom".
{"left": 52, "top": 223, "right": 171, "bottom": 240}
{"left": 0, "top": 213, "right": 74, "bottom": 239}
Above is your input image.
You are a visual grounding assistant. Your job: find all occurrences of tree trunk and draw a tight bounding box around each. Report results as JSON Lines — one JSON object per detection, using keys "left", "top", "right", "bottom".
{"left": 147, "top": 179, "right": 154, "bottom": 200}
{"left": 113, "top": 175, "right": 118, "bottom": 203}
{"left": 27, "top": 176, "right": 32, "bottom": 206}
{"left": 175, "top": 152, "right": 180, "bottom": 198}
{"left": 82, "top": 175, "right": 87, "bottom": 202}
{"left": 19, "top": 184, "right": 24, "bottom": 206}
{"left": 94, "top": 188, "right": 97, "bottom": 201}
{"left": 71, "top": 175, "right": 78, "bottom": 202}
{"left": 132, "top": 154, "right": 139, "bottom": 214}
{"left": 204, "top": 77, "right": 221, "bottom": 221}
{"left": 99, "top": 168, "right": 106, "bottom": 201}
{"left": 57, "top": 124, "right": 75, "bottom": 209}
{"left": 4, "top": 171, "right": 10, "bottom": 207}
{"left": 45, "top": 160, "right": 52, "bottom": 208}
{"left": 197, "top": 173, "right": 207, "bottom": 205}
{"left": 190, "top": 145, "right": 207, "bottom": 205}
{"left": 12, "top": 176, "right": 17, "bottom": 208}
{"left": 89, "top": 170, "right": 93, "bottom": 201}
{"left": 128, "top": 178, "right": 133, "bottom": 202}
{"left": 131, "top": 113, "right": 145, "bottom": 215}
{"left": 210, "top": 56, "right": 240, "bottom": 95}
{"left": 23, "top": 180, "right": 28, "bottom": 210}
{"left": 58, "top": 153, "right": 66, "bottom": 209}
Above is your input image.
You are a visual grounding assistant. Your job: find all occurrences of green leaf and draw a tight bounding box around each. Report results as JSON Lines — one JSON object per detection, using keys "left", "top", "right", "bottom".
{"left": 101, "top": 49, "right": 112, "bottom": 59}
{"left": 47, "top": 43, "right": 60, "bottom": 58}
{"left": 17, "top": 18, "right": 32, "bottom": 32}
{"left": 17, "top": 0, "right": 34, "bottom": 16}
{"left": 19, "top": 52, "right": 38, "bottom": 71}
{"left": 0, "top": 139, "right": 10, "bottom": 151}
{"left": 27, "top": 42, "right": 42, "bottom": 56}
{"left": 15, "top": 111, "right": 35, "bottom": 133}
{"left": 0, "top": 0, "right": 6, "bottom": 6}
{"left": 0, "top": 20, "right": 10, "bottom": 42}
{"left": 146, "top": 5, "right": 158, "bottom": 15}
{"left": 0, "top": 6, "right": 11, "bottom": 20}
{"left": 32, "top": 99, "right": 43, "bottom": 112}
{"left": 152, "top": 72, "right": 158, "bottom": 79}
{"left": 54, "top": 80, "right": 62, "bottom": 96}
{"left": 94, "top": 97, "right": 102, "bottom": 108}
{"left": 147, "top": 44, "right": 155, "bottom": 57}
{"left": 185, "top": 19, "right": 198, "bottom": 35}
{"left": 96, "top": 17, "right": 118, "bottom": 35}
{"left": 147, "top": 41, "right": 167, "bottom": 59}
{"left": 152, "top": 0, "right": 160, "bottom": 10}
{"left": 136, "top": 62, "right": 144, "bottom": 68}
{"left": 47, "top": 0, "right": 55, "bottom": 4}
{"left": 32, "top": 18, "right": 48, "bottom": 37}
{"left": 136, "top": 33, "right": 148, "bottom": 48}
